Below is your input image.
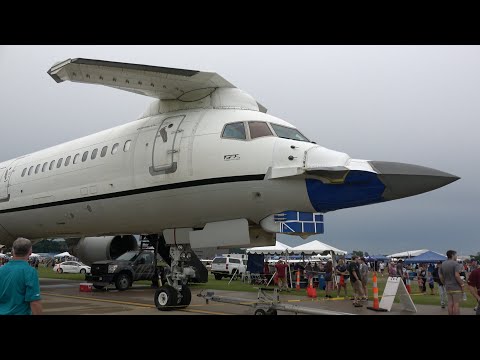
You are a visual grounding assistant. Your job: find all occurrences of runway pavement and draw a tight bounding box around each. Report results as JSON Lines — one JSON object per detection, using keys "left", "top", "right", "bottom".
{"left": 39, "top": 278, "right": 475, "bottom": 315}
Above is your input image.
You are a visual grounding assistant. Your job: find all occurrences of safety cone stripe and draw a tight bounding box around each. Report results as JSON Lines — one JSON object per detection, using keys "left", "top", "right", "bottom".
{"left": 367, "top": 271, "right": 387, "bottom": 312}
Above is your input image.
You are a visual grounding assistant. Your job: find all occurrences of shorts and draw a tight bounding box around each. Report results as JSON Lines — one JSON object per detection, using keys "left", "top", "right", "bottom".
{"left": 446, "top": 291, "right": 463, "bottom": 303}
{"left": 352, "top": 280, "right": 363, "bottom": 296}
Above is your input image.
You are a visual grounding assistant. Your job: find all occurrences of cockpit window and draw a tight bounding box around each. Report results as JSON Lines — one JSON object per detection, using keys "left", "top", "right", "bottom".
{"left": 222, "top": 122, "right": 246, "bottom": 140}
{"left": 248, "top": 121, "right": 273, "bottom": 139}
{"left": 270, "top": 123, "right": 310, "bottom": 142}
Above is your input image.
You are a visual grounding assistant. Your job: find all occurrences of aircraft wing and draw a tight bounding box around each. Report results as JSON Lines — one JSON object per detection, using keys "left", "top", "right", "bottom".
{"left": 48, "top": 58, "right": 235, "bottom": 101}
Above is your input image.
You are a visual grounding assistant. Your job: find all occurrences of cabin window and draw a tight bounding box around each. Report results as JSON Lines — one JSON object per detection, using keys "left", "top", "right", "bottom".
{"left": 65, "top": 156, "right": 71, "bottom": 166}
{"left": 57, "top": 158, "right": 63, "bottom": 168}
{"left": 82, "top": 151, "right": 89, "bottom": 162}
{"left": 35, "top": 164, "right": 41, "bottom": 174}
{"left": 49, "top": 160, "right": 56, "bottom": 170}
{"left": 222, "top": 122, "right": 246, "bottom": 140}
{"left": 41, "top": 162, "right": 48, "bottom": 172}
{"left": 270, "top": 123, "right": 310, "bottom": 142}
{"left": 248, "top": 121, "right": 273, "bottom": 139}
{"left": 100, "top": 146, "right": 108, "bottom": 157}
{"left": 22, "top": 168, "right": 27, "bottom": 177}
{"left": 111, "top": 143, "right": 119, "bottom": 155}
{"left": 73, "top": 154, "right": 80, "bottom": 164}
{"left": 28, "top": 166, "right": 33, "bottom": 176}
{"left": 124, "top": 140, "right": 131, "bottom": 152}
{"left": 91, "top": 148, "right": 98, "bottom": 160}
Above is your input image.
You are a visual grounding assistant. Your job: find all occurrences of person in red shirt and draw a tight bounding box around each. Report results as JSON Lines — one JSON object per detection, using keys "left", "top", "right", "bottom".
{"left": 467, "top": 259, "right": 480, "bottom": 315}
{"left": 274, "top": 260, "right": 289, "bottom": 291}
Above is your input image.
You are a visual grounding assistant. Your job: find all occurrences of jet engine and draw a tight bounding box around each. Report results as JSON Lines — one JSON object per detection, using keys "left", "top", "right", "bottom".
{"left": 73, "top": 235, "right": 138, "bottom": 266}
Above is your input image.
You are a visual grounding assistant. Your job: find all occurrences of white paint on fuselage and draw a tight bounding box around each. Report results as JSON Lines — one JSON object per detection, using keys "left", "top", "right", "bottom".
{"left": 0, "top": 109, "right": 326, "bottom": 244}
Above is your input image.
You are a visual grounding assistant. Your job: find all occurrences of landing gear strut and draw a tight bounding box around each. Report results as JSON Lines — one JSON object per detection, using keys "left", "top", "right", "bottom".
{"left": 154, "top": 244, "right": 195, "bottom": 311}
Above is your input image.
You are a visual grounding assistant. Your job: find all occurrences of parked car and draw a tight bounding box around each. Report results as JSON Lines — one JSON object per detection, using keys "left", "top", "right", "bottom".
{"left": 54, "top": 261, "right": 91, "bottom": 274}
{"left": 211, "top": 256, "right": 246, "bottom": 280}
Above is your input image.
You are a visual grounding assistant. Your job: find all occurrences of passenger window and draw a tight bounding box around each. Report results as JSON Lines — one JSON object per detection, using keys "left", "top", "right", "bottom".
{"left": 35, "top": 164, "right": 41, "bottom": 174}
{"left": 57, "top": 158, "right": 63, "bottom": 168}
{"left": 73, "top": 153, "right": 80, "bottom": 164}
{"left": 28, "top": 166, "right": 33, "bottom": 176}
{"left": 248, "top": 121, "right": 273, "bottom": 139}
{"left": 100, "top": 146, "right": 108, "bottom": 157}
{"left": 42, "top": 162, "right": 48, "bottom": 172}
{"left": 65, "top": 156, "right": 71, "bottom": 166}
{"left": 82, "top": 151, "right": 89, "bottom": 162}
{"left": 49, "top": 160, "right": 56, "bottom": 171}
{"left": 111, "top": 143, "right": 119, "bottom": 155}
{"left": 91, "top": 148, "right": 98, "bottom": 160}
{"left": 124, "top": 140, "right": 131, "bottom": 152}
{"left": 222, "top": 122, "right": 246, "bottom": 140}
{"left": 21, "top": 168, "right": 27, "bottom": 177}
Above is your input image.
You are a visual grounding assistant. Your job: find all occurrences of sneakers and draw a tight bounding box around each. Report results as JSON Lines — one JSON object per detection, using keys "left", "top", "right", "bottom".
{"left": 474, "top": 305, "right": 478, "bottom": 312}
{"left": 441, "top": 304, "right": 445, "bottom": 309}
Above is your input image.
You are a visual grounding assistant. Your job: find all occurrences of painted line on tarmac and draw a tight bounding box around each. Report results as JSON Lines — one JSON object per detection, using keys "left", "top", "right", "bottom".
{"left": 42, "top": 292, "right": 230, "bottom": 315}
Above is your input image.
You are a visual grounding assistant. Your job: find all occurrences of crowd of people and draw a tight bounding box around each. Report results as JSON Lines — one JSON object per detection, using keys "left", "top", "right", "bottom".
{"left": 269, "top": 251, "right": 480, "bottom": 314}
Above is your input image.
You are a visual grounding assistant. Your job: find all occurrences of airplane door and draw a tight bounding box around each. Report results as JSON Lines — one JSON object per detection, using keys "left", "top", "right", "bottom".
{"left": 0, "top": 163, "right": 14, "bottom": 201}
{"left": 150, "top": 115, "right": 185, "bottom": 175}
{"left": 0, "top": 168, "right": 7, "bottom": 200}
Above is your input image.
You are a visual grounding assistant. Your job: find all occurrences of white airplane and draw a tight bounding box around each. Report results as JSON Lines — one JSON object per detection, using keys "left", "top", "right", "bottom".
{"left": 0, "top": 58, "right": 459, "bottom": 309}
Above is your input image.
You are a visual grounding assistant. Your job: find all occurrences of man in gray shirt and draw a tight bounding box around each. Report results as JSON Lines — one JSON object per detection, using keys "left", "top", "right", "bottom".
{"left": 439, "top": 250, "right": 465, "bottom": 315}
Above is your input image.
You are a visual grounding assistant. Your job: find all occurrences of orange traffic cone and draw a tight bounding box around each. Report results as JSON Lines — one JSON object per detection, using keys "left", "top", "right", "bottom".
{"left": 367, "top": 271, "right": 387, "bottom": 312}
{"left": 306, "top": 276, "right": 317, "bottom": 298}
{"left": 406, "top": 277, "right": 411, "bottom": 294}
{"left": 296, "top": 270, "right": 300, "bottom": 291}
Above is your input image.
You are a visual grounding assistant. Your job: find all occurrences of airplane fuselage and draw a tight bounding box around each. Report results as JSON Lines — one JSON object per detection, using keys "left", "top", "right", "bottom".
{"left": 0, "top": 109, "right": 325, "bottom": 243}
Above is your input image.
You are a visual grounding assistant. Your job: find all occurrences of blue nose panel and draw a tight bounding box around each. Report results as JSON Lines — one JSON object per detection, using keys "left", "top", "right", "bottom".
{"left": 306, "top": 171, "right": 385, "bottom": 212}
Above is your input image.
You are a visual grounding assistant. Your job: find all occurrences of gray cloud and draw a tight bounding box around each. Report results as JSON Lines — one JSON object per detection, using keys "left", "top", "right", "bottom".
{"left": 0, "top": 45, "right": 478, "bottom": 255}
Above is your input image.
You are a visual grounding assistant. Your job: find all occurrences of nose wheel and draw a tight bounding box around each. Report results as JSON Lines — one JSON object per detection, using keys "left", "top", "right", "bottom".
{"left": 153, "top": 242, "right": 193, "bottom": 311}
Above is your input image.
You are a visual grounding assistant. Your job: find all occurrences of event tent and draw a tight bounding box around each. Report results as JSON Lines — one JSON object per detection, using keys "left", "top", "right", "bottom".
{"left": 246, "top": 241, "right": 290, "bottom": 255}
{"left": 387, "top": 249, "right": 428, "bottom": 258}
{"left": 404, "top": 250, "right": 447, "bottom": 264}
{"left": 366, "top": 255, "right": 389, "bottom": 262}
{"left": 291, "top": 240, "right": 347, "bottom": 255}
{"left": 54, "top": 251, "right": 72, "bottom": 258}
{"left": 29, "top": 253, "right": 41, "bottom": 257}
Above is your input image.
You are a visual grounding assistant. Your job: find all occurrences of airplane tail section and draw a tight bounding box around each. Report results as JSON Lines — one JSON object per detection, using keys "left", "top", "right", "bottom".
{"left": 48, "top": 58, "right": 267, "bottom": 113}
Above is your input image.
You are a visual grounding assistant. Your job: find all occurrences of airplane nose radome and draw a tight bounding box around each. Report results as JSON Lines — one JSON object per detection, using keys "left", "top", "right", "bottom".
{"left": 368, "top": 161, "right": 460, "bottom": 201}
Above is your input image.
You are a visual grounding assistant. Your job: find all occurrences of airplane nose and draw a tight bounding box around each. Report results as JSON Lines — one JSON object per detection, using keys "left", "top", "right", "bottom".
{"left": 368, "top": 161, "right": 460, "bottom": 200}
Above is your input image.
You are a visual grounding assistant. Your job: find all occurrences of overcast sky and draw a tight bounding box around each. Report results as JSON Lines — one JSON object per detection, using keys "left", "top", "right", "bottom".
{"left": 0, "top": 45, "right": 478, "bottom": 256}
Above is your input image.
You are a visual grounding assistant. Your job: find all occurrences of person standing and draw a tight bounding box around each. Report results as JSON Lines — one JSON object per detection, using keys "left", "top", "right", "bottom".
{"left": 467, "top": 259, "right": 480, "bottom": 315}
{"left": 439, "top": 250, "right": 464, "bottom": 315}
{"left": 335, "top": 258, "right": 349, "bottom": 298}
{"left": 359, "top": 257, "right": 369, "bottom": 301}
{"left": 274, "top": 259, "right": 289, "bottom": 291}
{"left": 0, "top": 238, "right": 42, "bottom": 315}
{"left": 348, "top": 256, "right": 364, "bottom": 307}
{"left": 433, "top": 262, "right": 447, "bottom": 309}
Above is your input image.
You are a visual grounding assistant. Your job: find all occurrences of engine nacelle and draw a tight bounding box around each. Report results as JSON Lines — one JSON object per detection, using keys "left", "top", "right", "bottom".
{"left": 73, "top": 235, "right": 138, "bottom": 266}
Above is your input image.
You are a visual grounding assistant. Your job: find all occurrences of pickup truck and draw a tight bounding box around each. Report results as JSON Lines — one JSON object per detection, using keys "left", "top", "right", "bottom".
{"left": 86, "top": 248, "right": 165, "bottom": 291}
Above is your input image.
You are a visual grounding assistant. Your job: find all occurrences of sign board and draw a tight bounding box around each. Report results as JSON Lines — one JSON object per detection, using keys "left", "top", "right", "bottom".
{"left": 378, "top": 276, "right": 417, "bottom": 313}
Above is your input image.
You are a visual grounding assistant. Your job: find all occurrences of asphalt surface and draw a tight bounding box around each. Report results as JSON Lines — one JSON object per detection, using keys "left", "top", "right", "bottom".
{"left": 39, "top": 278, "right": 476, "bottom": 315}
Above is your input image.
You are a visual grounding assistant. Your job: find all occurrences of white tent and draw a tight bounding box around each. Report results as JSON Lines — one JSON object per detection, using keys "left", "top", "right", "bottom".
{"left": 246, "top": 241, "right": 290, "bottom": 255}
{"left": 387, "top": 249, "right": 428, "bottom": 258}
{"left": 291, "top": 240, "right": 347, "bottom": 255}
{"left": 29, "top": 253, "right": 41, "bottom": 257}
{"left": 54, "top": 251, "right": 72, "bottom": 258}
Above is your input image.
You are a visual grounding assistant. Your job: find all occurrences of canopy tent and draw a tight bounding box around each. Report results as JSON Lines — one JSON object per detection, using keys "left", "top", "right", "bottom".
{"left": 387, "top": 249, "right": 428, "bottom": 258}
{"left": 404, "top": 251, "right": 447, "bottom": 264}
{"left": 54, "top": 251, "right": 72, "bottom": 258}
{"left": 246, "top": 241, "right": 290, "bottom": 255}
{"left": 29, "top": 253, "right": 41, "bottom": 257}
{"left": 290, "top": 240, "right": 347, "bottom": 255}
{"left": 366, "top": 254, "right": 389, "bottom": 262}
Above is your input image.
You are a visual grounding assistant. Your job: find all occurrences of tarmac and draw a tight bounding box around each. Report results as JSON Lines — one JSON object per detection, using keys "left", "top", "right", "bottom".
{"left": 39, "top": 278, "right": 475, "bottom": 315}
